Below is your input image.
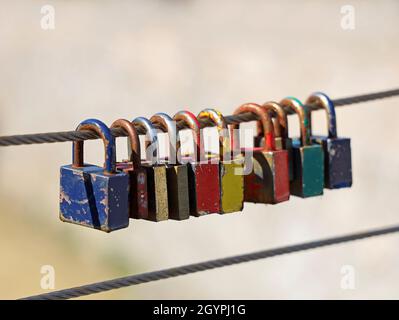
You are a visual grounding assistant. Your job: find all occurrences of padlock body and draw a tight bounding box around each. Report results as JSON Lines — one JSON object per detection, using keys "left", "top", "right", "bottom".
{"left": 116, "top": 162, "right": 148, "bottom": 220}
{"left": 312, "top": 136, "right": 352, "bottom": 189}
{"left": 165, "top": 164, "right": 190, "bottom": 220}
{"left": 253, "top": 135, "right": 263, "bottom": 149}
{"left": 143, "top": 163, "right": 169, "bottom": 222}
{"left": 60, "top": 164, "right": 129, "bottom": 232}
{"left": 219, "top": 160, "right": 244, "bottom": 214}
{"left": 276, "top": 137, "right": 294, "bottom": 182}
{"left": 291, "top": 143, "right": 324, "bottom": 198}
{"left": 255, "top": 136, "right": 294, "bottom": 181}
{"left": 244, "top": 149, "right": 290, "bottom": 204}
{"left": 188, "top": 162, "right": 221, "bottom": 216}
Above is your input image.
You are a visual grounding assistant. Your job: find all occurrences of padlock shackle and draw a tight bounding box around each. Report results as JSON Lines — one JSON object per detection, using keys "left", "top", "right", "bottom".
{"left": 259, "top": 101, "right": 289, "bottom": 139}
{"left": 110, "top": 119, "right": 141, "bottom": 170}
{"left": 280, "top": 97, "right": 311, "bottom": 146}
{"left": 150, "top": 113, "right": 178, "bottom": 164}
{"left": 230, "top": 103, "right": 276, "bottom": 152}
{"left": 173, "top": 111, "right": 203, "bottom": 163}
{"left": 197, "top": 109, "right": 231, "bottom": 161}
{"left": 132, "top": 117, "right": 159, "bottom": 165}
{"left": 306, "top": 92, "right": 337, "bottom": 139}
{"left": 72, "top": 119, "right": 117, "bottom": 175}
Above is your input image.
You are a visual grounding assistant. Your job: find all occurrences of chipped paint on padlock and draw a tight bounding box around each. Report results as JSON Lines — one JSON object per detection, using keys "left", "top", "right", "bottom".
{"left": 150, "top": 113, "right": 190, "bottom": 221}
{"left": 173, "top": 111, "right": 220, "bottom": 216}
{"left": 59, "top": 119, "right": 129, "bottom": 232}
{"left": 133, "top": 117, "right": 169, "bottom": 222}
{"left": 306, "top": 92, "right": 353, "bottom": 189}
{"left": 280, "top": 97, "right": 324, "bottom": 198}
{"left": 111, "top": 119, "right": 149, "bottom": 220}
{"left": 198, "top": 109, "right": 244, "bottom": 214}
{"left": 231, "top": 103, "right": 290, "bottom": 204}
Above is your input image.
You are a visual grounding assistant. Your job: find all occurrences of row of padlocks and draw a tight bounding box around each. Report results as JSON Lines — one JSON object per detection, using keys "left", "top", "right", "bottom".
{"left": 59, "top": 92, "right": 352, "bottom": 233}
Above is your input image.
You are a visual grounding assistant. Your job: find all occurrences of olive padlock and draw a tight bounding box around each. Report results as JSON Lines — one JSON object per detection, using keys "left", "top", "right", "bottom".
{"left": 280, "top": 97, "right": 324, "bottom": 198}
{"left": 231, "top": 103, "right": 290, "bottom": 204}
{"left": 173, "top": 111, "right": 221, "bottom": 216}
{"left": 133, "top": 117, "right": 169, "bottom": 222}
{"left": 150, "top": 113, "right": 190, "bottom": 221}
{"left": 59, "top": 119, "right": 129, "bottom": 232}
{"left": 197, "top": 109, "right": 244, "bottom": 214}
{"left": 306, "top": 92, "right": 352, "bottom": 189}
{"left": 111, "top": 119, "right": 148, "bottom": 220}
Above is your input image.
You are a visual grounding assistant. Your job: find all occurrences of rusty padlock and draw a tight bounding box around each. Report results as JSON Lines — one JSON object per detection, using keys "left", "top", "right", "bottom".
{"left": 60, "top": 119, "right": 129, "bottom": 232}
{"left": 150, "top": 113, "right": 190, "bottom": 220}
{"left": 173, "top": 111, "right": 221, "bottom": 216}
{"left": 111, "top": 119, "right": 148, "bottom": 220}
{"left": 231, "top": 103, "right": 290, "bottom": 204}
{"left": 133, "top": 117, "right": 169, "bottom": 222}
{"left": 197, "top": 109, "right": 244, "bottom": 214}
{"left": 256, "top": 102, "right": 294, "bottom": 181}
{"left": 280, "top": 97, "right": 324, "bottom": 198}
{"left": 306, "top": 92, "right": 352, "bottom": 189}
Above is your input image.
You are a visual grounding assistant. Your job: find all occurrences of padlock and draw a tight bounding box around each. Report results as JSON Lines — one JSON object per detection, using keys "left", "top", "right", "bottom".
{"left": 150, "top": 113, "right": 190, "bottom": 220}
{"left": 173, "top": 111, "right": 220, "bottom": 216}
{"left": 231, "top": 103, "right": 290, "bottom": 204}
{"left": 256, "top": 101, "right": 294, "bottom": 181}
{"left": 110, "top": 119, "right": 148, "bottom": 220}
{"left": 197, "top": 109, "right": 244, "bottom": 214}
{"left": 59, "top": 119, "right": 129, "bottom": 232}
{"left": 280, "top": 97, "right": 324, "bottom": 198}
{"left": 132, "top": 117, "right": 169, "bottom": 222}
{"left": 306, "top": 92, "right": 352, "bottom": 189}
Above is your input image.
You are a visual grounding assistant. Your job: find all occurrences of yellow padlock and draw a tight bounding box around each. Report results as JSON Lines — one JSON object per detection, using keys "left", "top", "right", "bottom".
{"left": 197, "top": 109, "right": 244, "bottom": 214}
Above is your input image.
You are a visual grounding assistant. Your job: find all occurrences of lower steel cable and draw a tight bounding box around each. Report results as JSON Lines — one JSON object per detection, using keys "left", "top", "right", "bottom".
{"left": 21, "top": 223, "right": 399, "bottom": 300}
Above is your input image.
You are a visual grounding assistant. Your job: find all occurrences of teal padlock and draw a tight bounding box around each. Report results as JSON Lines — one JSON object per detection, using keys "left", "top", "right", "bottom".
{"left": 280, "top": 97, "right": 324, "bottom": 198}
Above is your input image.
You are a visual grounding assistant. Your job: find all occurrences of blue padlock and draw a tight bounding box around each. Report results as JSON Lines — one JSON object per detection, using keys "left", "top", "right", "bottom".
{"left": 306, "top": 92, "right": 353, "bottom": 189}
{"left": 59, "top": 119, "right": 129, "bottom": 232}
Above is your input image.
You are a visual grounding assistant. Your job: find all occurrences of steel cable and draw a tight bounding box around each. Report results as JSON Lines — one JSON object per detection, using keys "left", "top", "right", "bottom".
{"left": 21, "top": 223, "right": 399, "bottom": 300}
{"left": 1, "top": 88, "right": 399, "bottom": 147}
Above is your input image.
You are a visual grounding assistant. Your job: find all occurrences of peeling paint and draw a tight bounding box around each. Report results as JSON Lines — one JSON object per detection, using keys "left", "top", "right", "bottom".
{"left": 59, "top": 164, "right": 129, "bottom": 232}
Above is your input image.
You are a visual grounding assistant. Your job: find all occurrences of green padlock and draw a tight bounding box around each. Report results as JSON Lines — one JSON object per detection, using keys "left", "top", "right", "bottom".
{"left": 280, "top": 97, "right": 324, "bottom": 198}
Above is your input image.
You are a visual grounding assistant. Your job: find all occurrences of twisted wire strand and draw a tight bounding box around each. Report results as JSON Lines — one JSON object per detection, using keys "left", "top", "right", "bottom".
{"left": 1, "top": 88, "right": 399, "bottom": 147}
{"left": 21, "top": 223, "right": 399, "bottom": 300}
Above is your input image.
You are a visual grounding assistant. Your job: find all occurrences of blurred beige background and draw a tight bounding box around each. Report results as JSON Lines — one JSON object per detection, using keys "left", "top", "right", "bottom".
{"left": 0, "top": 0, "right": 399, "bottom": 299}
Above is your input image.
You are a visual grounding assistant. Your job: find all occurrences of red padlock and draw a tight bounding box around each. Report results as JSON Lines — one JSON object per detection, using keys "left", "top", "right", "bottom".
{"left": 231, "top": 103, "right": 290, "bottom": 204}
{"left": 258, "top": 101, "right": 294, "bottom": 181}
{"left": 173, "top": 111, "right": 220, "bottom": 216}
{"left": 111, "top": 119, "right": 148, "bottom": 220}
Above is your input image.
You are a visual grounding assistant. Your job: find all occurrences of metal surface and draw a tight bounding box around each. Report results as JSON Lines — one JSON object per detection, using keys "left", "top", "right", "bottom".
{"left": 173, "top": 111, "right": 220, "bottom": 216}
{"left": 133, "top": 117, "right": 169, "bottom": 222}
{"left": 198, "top": 109, "right": 244, "bottom": 214}
{"left": 60, "top": 119, "right": 129, "bottom": 232}
{"left": 280, "top": 98, "right": 324, "bottom": 198}
{"left": 150, "top": 113, "right": 190, "bottom": 221}
{"left": 231, "top": 103, "right": 290, "bottom": 204}
{"left": 306, "top": 92, "right": 353, "bottom": 189}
